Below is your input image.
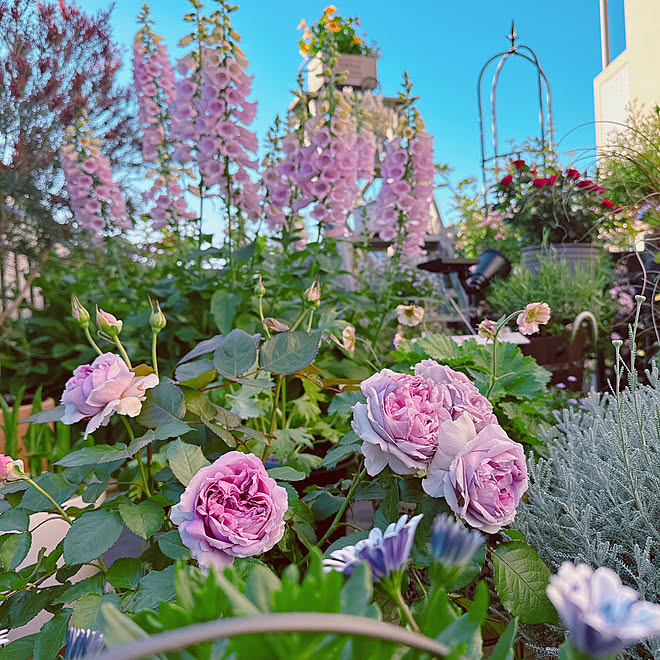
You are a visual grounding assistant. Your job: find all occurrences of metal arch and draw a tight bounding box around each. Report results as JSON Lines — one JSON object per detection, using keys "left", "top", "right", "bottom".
{"left": 478, "top": 20, "right": 554, "bottom": 205}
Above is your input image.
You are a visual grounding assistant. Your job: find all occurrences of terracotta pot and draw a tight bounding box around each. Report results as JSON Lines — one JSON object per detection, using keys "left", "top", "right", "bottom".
{"left": 307, "top": 53, "right": 378, "bottom": 92}
{"left": 0, "top": 397, "right": 55, "bottom": 464}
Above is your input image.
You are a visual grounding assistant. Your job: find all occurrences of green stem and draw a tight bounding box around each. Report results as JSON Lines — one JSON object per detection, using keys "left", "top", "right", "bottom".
{"left": 281, "top": 376, "right": 287, "bottom": 429}
{"left": 306, "top": 309, "right": 314, "bottom": 332}
{"left": 263, "top": 376, "right": 284, "bottom": 461}
{"left": 258, "top": 297, "right": 270, "bottom": 337}
{"left": 121, "top": 417, "right": 152, "bottom": 497}
{"left": 486, "top": 310, "right": 522, "bottom": 398}
{"left": 393, "top": 586, "right": 420, "bottom": 633}
{"left": 84, "top": 326, "right": 103, "bottom": 356}
{"left": 290, "top": 308, "right": 310, "bottom": 332}
{"left": 318, "top": 466, "right": 367, "bottom": 547}
{"left": 113, "top": 337, "right": 133, "bottom": 370}
{"left": 23, "top": 476, "right": 73, "bottom": 524}
{"left": 151, "top": 332, "right": 159, "bottom": 378}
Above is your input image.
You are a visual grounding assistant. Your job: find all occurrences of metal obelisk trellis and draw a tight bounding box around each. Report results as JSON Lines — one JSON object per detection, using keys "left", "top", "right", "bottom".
{"left": 478, "top": 21, "right": 554, "bottom": 206}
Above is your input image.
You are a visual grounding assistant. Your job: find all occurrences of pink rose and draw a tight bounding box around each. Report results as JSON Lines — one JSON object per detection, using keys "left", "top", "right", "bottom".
{"left": 352, "top": 369, "right": 453, "bottom": 476}
{"left": 61, "top": 353, "right": 158, "bottom": 438}
{"left": 170, "top": 452, "right": 288, "bottom": 571}
{"left": 423, "top": 414, "right": 528, "bottom": 533}
{"left": 414, "top": 360, "right": 498, "bottom": 431}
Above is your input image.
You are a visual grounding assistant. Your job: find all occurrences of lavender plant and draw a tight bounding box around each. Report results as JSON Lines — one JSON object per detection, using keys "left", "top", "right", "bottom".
{"left": 516, "top": 304, "right": 660, "bottom": 658}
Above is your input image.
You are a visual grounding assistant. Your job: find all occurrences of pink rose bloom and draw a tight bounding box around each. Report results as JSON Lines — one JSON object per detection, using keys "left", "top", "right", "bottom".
{"left": 170, "top": 452, "right": 288, "bottom": 571}
{"left": 61, "top": 353, "right": 158, "bottom": 438}
{"left": 414, "top": 360, "right": 498, "bottom": 431}
{"left": 423, "top": 414, "right": 528, "bottom": 533}
{"left": 517, "top": 302, "right": 551, "bottom": 335}
{"left": 352, "top": 369, "right": 452, "bottom": 476}
{"left": 0, "top": 454, "right": 15, "bottom": 480}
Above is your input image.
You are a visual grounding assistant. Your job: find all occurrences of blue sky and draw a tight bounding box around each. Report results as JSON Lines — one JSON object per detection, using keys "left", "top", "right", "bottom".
{"left": 83, "top": 0, "right": 626, "bottom": 223}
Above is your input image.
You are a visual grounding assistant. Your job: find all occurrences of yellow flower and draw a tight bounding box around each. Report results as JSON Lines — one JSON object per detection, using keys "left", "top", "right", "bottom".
{"left": 296, "top": 18, "right": 306, "bottom": 30}
{"left": 299, "top": 41, "right": 310, "bottom": 56}
{"left": 326, "top": 20, "right": 341, "bottom": 32}
{"left": 324, "top": 5, "right": 337, "bottom": 14}
{"left": 303, "top": 27, "right": 311, "bottom": 40}
{"left": 352, "top": 34, "right": 363, "bottom": 44}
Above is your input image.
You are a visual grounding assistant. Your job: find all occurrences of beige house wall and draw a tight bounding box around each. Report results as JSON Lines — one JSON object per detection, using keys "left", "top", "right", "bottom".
{"left": 594, "top": 0, "right": 660, "bottom": 150}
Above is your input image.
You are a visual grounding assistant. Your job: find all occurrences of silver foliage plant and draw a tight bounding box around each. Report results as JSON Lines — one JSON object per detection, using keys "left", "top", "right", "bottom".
{"left": 516, "top": 345, "right": 660, "bottom": 658}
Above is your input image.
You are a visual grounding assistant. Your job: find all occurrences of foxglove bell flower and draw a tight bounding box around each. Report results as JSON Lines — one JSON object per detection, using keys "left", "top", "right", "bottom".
{"left": 547, "top": 563, "right": 660, "bottom": 658}
{"left": 323, "top": 514, "right": 423, "bottom": 580}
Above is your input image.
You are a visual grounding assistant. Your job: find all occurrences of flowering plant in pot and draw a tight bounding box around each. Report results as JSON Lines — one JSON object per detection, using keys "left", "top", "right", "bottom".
{"left": 298, "top": 6, "right": 379, "bottom": 93}
{"left": 297, "top": 6, "right": 378, "bottom": 59}
{"left": 485, "top": 256, "right": 618, "bottom": 389}
{"left": 492, "top": 157, "right": 624, "bottom": 247}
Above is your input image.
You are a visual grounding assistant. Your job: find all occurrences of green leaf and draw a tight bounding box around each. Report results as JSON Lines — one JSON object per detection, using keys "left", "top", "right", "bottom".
{"left": 260, "top": 331, "right": 322, "bottom": 375}
{"left": 20, "top": 405, "right": 65, "bottom": 424}
{"left": 267, "top": 466, "right": 307, "bottom": 481}
{"left": 63, "top": 509, "right": 123, "bottom": 565}
{"left": 0, "top": 508, "right": 29, "bottom": 532}
{"left": 0, "top": 634, "right": 36, "bottom": 660}
{"left": 320, "top": 431, "right": 360, "bottom": 469}
{"left": 213, "top": 328, "right": 257, "bottom": 379}
{"left": 340, "top": 562, "right": 373, "bottom": 616}
{"left": 105, "top": 558, "right": 145, "bottom": 591}
{"left": 1, "top": 532, "right": 31, "bottom": 571}
{"left": 18, "top": 473, "right": 76, "bottom": 511}
{"left": 492, "top": 541, "right": 559, "bottom": 624}
{"left": 327, "top": 390, "right": 365, "bottom": 416}
{"left": 71, "top": 592, "right": 121, "bottom": 630}
{"left": 53, "top": 574, "right": 104, "bottom": 604}
{"left": 126, "top": 565, "right": 176, "bottom": 612}
{"left": 245, "top": 564, "right": 281, "bottom": 613}
{"left": 175, "top": 358, "right": 217, "bottom": 387}
{"left": 166, "top": 439, "right": 210, "bottom": 486}
{"left": 55, "top": 444, "right": 130, "bottom": 468}
{"left": 374, "top": 481, "right": 399, "bottom": 530}
{"left": 436, "top": 580, "right": 488, "bottom": 648}
{"left": 177, "top": 334, "right": 225, "bottom": 365}
{"left": 135, "top": 381, "right": 186, "bottom": 429}
{"left": 32, "top": 608, "right": 71, "bottom": 660}
{"left": 118, "top": 501, "right": 164, "bottom": 540}
{"left": 157, "top": 530, "right": 190, "bottom": 560}
{"left": 487, "top": 617, "right": 518, "bottom": 660}
{"left": 99, "top": 602, "right": 149, "bottom": 647}
{"left": 211, "top": 291, "right": 243, "bottom": 335}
